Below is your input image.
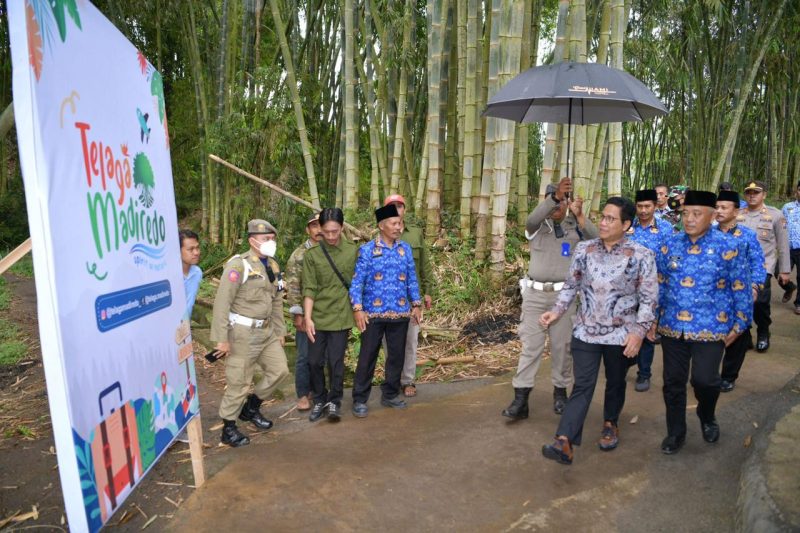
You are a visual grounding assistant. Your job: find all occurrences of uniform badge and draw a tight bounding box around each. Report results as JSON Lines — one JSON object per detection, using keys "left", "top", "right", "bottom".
{"left": 733, "top": 229, "right": 741, "bottom": 237}
{"left": 716, "top": 311, "right": 728, "bottom": 323}
{"left": 688, "top": 245, "right": 701, "bottom": 255}
{"left": 763, "top": 215, "right": 772, "bottom": 221}
{"left": 761, "top": 231, "right": 768, "bottom": 237}
{"left": 398, "top": 247, "right": 406, "bottom": 257}
{"left": 374, "top": 272, "right": 384, "bottom": 281}
{"left": 561, "top": 242, "right": 571, "bottom": 257}
{"left": 398, "top": 273, "right": 406, "bottom": 281}
{"left": 398, "top": 298, "right": 406, "bottom": 306}
{"left": 650, "top": 227, "right": 659, "bottom": 234}
{"left": 373, "top": 298, "right": 383, "bottom": 307}
{"left": 372, "top": 245, "right": 383, "bottom": 256}
{"left": 228, "top": 270, "right": 240, "bottom": 283}
{"left": 680, "top": 277, "right": 695, "bottom": 287}
{"left": 677, "top": 310, "right": 693, "bottom": 321}
{"left": 722, "top": 249, "right": 737, "bottom": 260}
{"left": 732, "top": 280, "right": 745, "bottom": 290}
{"left": 716, "top": 278, "right": 726, "bottom": 289}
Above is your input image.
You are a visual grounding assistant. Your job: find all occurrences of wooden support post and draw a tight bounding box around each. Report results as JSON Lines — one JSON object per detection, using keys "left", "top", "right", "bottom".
{"left": 186, "top": 415, "right": 206, "bottom": 488}
{"left": 0, "top": 238, "right": 32, "bottom": 275}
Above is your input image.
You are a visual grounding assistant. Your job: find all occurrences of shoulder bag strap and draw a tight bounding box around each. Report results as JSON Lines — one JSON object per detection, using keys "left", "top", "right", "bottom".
{"left": 319, "top": 242, "right": 350, "bottom": 290}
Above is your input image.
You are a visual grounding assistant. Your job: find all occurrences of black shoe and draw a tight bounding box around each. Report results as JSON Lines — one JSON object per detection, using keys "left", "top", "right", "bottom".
{"left": 756, "top": 335, "right": 770, "bottom": 352}
{"left": 782, "top": 283, "right": 796, "bottom": 303}
{"left": 635, "top": 376, "right": 650, "bottom": 392}
{"left": 660, "top": 435, "right": 685, "bottom": 455}
{"left": 238, "top": 394, "right": 274, "bottom": 430}
{"left": 380, "top": 396, "right": 408, "bottom": 409}
{"left": 221, "top": 422, "right": 250, "bottom": 447}
{"left": 327, "top": 403, "right": 341, "bottom": 422}
{"left": 309, "top": 402, "right": 327, "bottom": 422}
{"left": 352, "top": 402, "right": 368, "bottom": 418}
{"left": 502, "top": 387, "right": 531, "bottom": 420}
{"left": 720, "top": 380, "right": 735, "bottom": 393}
{"left": 552, "top": 387, "right": 568, "bottom": 415}
{"left": 701, "top": 420, "right": 720, "bottom": 443}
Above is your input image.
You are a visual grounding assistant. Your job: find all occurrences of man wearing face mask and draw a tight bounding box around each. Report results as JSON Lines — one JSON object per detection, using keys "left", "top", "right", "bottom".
{"left": 503, "top": 177, "right": 598, "bottom": 421}
{"left": 210, "top": 219, "right": 289, "bottom": 447}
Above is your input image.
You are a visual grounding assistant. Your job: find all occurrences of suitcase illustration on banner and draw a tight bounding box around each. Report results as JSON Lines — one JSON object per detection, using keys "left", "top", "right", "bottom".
{"left": 90, "top": 382, "right": 143, "bottom": 523}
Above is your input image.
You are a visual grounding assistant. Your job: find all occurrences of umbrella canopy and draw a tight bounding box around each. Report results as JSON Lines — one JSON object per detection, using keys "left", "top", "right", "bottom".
{"left": 484, "top": 61, "right": 667, "bottom": 125}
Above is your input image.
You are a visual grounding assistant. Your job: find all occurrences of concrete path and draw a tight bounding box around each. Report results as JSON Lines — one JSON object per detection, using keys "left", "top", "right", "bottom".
{"left": 167, "top": 295, "right": 800, "bottom": 532}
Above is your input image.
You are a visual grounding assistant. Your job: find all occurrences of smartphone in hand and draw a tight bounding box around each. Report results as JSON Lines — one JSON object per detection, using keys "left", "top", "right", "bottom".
{"left": 204, "top": 350, "right": 221, "bottom": 363}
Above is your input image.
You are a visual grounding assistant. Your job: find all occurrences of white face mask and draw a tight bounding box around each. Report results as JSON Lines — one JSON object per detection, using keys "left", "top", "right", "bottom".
{"left": 259, "top": 240, "right": 277, "bottom": 258}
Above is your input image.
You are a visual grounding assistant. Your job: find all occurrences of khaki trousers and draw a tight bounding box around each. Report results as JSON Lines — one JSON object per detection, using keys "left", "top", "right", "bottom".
{"left": 400, "top": 321, "right": 420, "bottom": 386}
{"left": 218, "top": 323, "right": 289, "bottom": 420}
{"left": 512, "top": 287, "right": 575, "bottom": 389}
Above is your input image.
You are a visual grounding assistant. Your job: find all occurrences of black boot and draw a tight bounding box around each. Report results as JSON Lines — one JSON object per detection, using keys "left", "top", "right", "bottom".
{"left": 502, "top": 388, "right": 531, "bottom": 420}
{"left": 221, "top": 420, "right": 250, "bottom": 447}
{"left": 239, "top": 394, "right": 274, "bottom": 430}
{"left": 553, "top": 387, "right": 568, "bottom": 415}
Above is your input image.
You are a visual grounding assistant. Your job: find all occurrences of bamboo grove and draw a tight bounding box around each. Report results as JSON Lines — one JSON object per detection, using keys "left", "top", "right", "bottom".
{"left": 0, "top": 0, "right": 798, "bottom": 281}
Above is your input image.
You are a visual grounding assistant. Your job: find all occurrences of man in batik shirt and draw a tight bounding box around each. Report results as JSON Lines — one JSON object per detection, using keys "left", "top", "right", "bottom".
{"left": 653, "top": 191, "right": 752, "bottom": 455}
{"left": 540, "top": 197, "right": 658, "bottom": 465}
{"left": 627, "top": 189, "right": 673, "bottom": 392}
{"left": 349, "top": 204, "right": 422, "bottom": 418}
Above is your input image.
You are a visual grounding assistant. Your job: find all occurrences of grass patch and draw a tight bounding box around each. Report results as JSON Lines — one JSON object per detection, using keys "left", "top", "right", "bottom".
{"left": 0, "top": 318, "right": 27, "bottom": 365}
{"left": 8, "top": 254, "right": 34, "bottom": 278}
{"left": 0, "top": 278, "right": 11, "bottom": 311}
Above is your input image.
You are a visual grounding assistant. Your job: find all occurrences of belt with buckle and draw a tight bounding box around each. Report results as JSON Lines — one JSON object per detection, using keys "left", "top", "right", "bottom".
{"left": 229, "top": 313, "right": 268, "bottom": 328}
{"left": 522, "top": 279, "right": 565, "bottom": 292}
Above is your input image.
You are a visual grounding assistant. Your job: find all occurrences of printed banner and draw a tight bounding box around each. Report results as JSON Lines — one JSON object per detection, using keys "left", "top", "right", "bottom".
{"left": 7, "top": 1, "right": 199, "bottom": 531}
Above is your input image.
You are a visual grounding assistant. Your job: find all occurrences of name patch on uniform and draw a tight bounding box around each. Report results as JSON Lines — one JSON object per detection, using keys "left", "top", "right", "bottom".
{"left": 561, "top": 242, "right": 571, "bottom": 257}
{"left": 228, "top": 270, "right": 240, "bottom": 283}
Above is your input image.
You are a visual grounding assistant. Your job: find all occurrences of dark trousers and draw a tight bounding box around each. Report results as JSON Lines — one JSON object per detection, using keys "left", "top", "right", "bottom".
{"left": 636, "top": 338, "right": 656, "bottom": 380}
{"left": 721, "top": 328, "right": 752, "bottom": 383}
{"left": 777, "top": 249, "right": 800, "bottom": 306}
{"left": 753, "top": 275, "right": 772, "bottom": 338}
{"left": 308, "top": 330, "right": 349, "bottom": 407}
{"left": 556, "top": 337, "right": 631, "bottom": 446}
{"left": 662, "top": 336, "right": 724, "bottom": 439}
{"left": 352, "top": 319, "right": 409, "bottom": 404}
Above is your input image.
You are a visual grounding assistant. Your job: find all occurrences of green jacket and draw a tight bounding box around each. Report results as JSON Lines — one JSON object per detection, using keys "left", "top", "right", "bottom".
{"left": 302, "top": 238, "right": 358, "bottom": 331}
{"left": 401, "top": 223, "right": 434, "bottom": 297}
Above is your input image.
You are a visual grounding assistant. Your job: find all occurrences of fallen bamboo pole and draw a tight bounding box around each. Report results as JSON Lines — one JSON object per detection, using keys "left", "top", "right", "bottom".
{"left": 0, "top": 238, "right": 31, "bottom": 276}
{"left": 416, "top": 355, "right": 475, "bottom": 366}
{"left": 208, "top": 154, "right": 366, "bottom": 239}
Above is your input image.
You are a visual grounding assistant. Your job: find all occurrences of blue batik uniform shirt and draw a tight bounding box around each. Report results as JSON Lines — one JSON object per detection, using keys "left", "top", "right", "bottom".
{"left": 350, "top": 237, "right": 422, "bottom": 319}
{"left": 715, "top": 224, "right": 767, "bottom": 292}
{"left": 183, "top": 265, "right": 202, "bottom": 320}
{"left": 782, "top": 200, "right": 800, "bottom": 249}
{"left": 656, "top": 229, "right": 752, "bottom": 341}
{"left": 627, "top": 216, "right": 673, "bottom": 253}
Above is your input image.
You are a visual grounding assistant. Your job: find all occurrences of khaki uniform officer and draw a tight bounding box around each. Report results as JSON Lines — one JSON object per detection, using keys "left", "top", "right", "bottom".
{"left": 738, "top": 180, "right": 791, "bottom": 352}
{"left": 211, "top": 219, "right": 289, "bottom": 447}
{"left": 503, "top": 177, "right": 598, "bottom": 420}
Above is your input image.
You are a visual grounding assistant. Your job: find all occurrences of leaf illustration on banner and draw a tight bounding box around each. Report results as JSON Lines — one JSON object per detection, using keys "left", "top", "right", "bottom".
{"left": 73, "top": 430, "right": 101, "bottom": 524}
{"left": 137, "top": 50, "right": 148, "bottom": 75}
{"left": 50, "top": 0, "right": 82, "bottom": 42}
{"left": 133, "top": 153, "right": 155, "bottom": 208}
{"left": 26, "top": 0, "right": 44, "bottom": 81}
{"left": 150, "top": 71, "right": 165, "bottom": 123}
{"left": 135, "top": 400, "right": 156, "bottom": 471}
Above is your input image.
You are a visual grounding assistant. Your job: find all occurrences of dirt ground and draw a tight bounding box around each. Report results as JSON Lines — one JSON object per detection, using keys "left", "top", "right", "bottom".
{"left": 0, "top": 272, "right": 519, "bottom": 531}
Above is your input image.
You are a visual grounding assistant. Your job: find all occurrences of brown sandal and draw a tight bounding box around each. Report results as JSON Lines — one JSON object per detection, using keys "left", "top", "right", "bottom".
{"left": 403, "top": 384, "right": 417, "bottom": 397}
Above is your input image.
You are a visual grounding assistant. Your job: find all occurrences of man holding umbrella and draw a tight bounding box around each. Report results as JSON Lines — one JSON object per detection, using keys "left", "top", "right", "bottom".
{"left": 503, "top": 177, "right": 597, "bottom": 419}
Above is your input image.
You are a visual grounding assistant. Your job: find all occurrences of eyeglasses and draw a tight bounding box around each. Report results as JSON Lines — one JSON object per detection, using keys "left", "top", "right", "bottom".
{"left": 599, "top": 215, "right": 620, "bottom": 224}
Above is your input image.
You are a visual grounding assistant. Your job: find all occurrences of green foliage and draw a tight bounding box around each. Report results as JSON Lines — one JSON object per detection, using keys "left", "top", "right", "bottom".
{"left": 428, "top": 237, "right": 494, "bottom": 317}
{"left": 0, "top": 318, "right": 27, "bottom": 365}
{"left": 0, "top": 178, "right": 30, "bottom": 251}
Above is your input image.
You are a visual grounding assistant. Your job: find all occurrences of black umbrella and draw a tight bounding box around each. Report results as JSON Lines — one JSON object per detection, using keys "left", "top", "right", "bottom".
{"left": 483, "top": 61, "right": 668, "bottom": 183}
